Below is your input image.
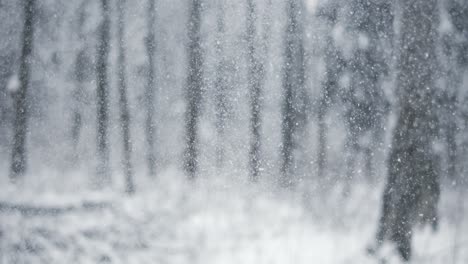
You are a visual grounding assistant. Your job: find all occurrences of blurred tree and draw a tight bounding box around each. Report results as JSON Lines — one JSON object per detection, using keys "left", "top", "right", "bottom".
{"left": 440, "top": 0, "right": 468, "bottom": 181}
{"left": 95, "top": 0, "right": 111, "bottom": 187}
{"left": 71, "top": 53, "right": 85, "bottom": 148}
{"left": 145, "top": 0, "right": 157, "bottom": 177}
{"left": 316, "top": 2, "right": 346, "bottom": 180}
{"left": 184, "top": 0, "right": 204, "bottom": 179}
{"left": 71, "top": 1, "right": 92, "bottom": 152}
{"left": 280, "top": 0, "right": 306, "bottom": 187}
{"left": 117, "top": 0, "right": 134, "bottom": 194}
{"left": 246, "top": 0, "right": 267, "bottom": 182}
{"left": 214, "top": 0, "right": 228, "bottom": 168}
{"left": 373, "top": 0, "right": 440, "bottom": 260}
{"left": 10, "top": 0, "right": 35, "bottom": 181}
{"left": 343, "top": 0, "right": 393, "bottom": 183}
{"left": 0, "top": 53, "right": 15, "bottom": 146}
{"left": 0, "top": 1, "right": 20, "bottom": 146}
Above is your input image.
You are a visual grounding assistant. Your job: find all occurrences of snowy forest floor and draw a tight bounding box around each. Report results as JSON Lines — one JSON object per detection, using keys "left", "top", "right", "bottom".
{"left": 1, "top": 168, "right": 467, "bottom": 264}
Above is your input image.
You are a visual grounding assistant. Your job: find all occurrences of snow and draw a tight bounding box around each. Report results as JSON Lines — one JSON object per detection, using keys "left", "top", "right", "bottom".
{"left": 305, "top": 0, "right": 319, "bottom": 13}
{"left": 1, "top": 169, "right": 466, "bottom": 264}
{"left": 1, "top": 0, "right": 467, "bottom": 263}
{"left": 7, "top": 74, "right": 19, "bottom": 93}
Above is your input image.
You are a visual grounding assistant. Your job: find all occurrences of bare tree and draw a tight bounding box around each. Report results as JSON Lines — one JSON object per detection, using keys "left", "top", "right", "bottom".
{"left": 372, "top": 0, "right": 440, "bottom": 260}
{"left": 317, "top": 37, "right": 343, "bottom": 180}
{"left": 145, "top": 0, "right": 157, "bottom": 177}
{"left": 315, "top": 4, "right": 344, "bottom": 180}
{"left": 184, "top": 0, "right": 204, "bottom": 179}
{"left": 71, "top": 1, "right": 92, "bottom": 155}
{"left": 246, "top": 0, "right": 263, "bottom": 182}
{"left": 442, "top": 0, "right": 468, "bottom": 181}
{"left": 343, "top": 0, "right": 392, "bottom": 183}
{"left": 95, "top": 0, "right": 111, "bottom": 187}
{"left": 10, "top": 0, "right": 35, "bottom": 181}
{"left": 280, "top": 0, "right": 305, "bottom": 187}
{"left": 117, "top": 0, "right": 134, "bottom": 194}
{"left": 214, "top": 0, "right": 228, "bottom": 168}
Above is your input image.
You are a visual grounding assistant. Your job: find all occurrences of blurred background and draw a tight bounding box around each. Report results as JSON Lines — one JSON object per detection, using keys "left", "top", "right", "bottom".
{"left": 0, "top": 0, "right": 467, "bottom": 263}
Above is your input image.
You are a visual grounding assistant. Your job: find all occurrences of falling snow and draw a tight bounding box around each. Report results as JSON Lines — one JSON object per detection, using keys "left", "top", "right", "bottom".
{"left": 1, "top": 0, "right": 468, "bottom": 263}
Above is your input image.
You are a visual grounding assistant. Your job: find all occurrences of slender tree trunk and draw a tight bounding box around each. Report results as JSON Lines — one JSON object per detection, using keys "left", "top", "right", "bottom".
{"left": 145, "top": 0, "right": 157, "bottom": 177}
{"left": 317, "top": 36, "right": 334, "bottom": 179}
{"left": 117, "top": 0, "right": 134, "bottom": 194}
{"left": 71, "top": 1, "right": 88, "bottom": 162}
{"left": 246, "top": 0, "right": 262, "bottom": 182}
{"left": 446, "top": 94, "right": 457, "bottom": 179}
{"left": 10, "top": 0, "right": 35, "bottom": 181}
{"left": 246, "top": 0, "right": 273, "bottom": 182}
{"left": 316, "top": 5, "right": 344, "bottom": 180}
{"left": 71, "top": 82, "right": 83, "bottom": 148}
{"left": 317, "top": 99, "right": 327, "bottom": 179}
{"left": 184, "top": 0, "right": 203, "bottom": 179}
{"left": 95, "top": 0, "right": 111, "bottom": 187}
{"left": 364, "top": 145, "right": 373, "bottom": 180}
{"left": 281, "top": 31, "right": 294, "bottom": 186}
{"left": 344, "top": 131, "right": 358, "bottom": 195}
{"left": 214, "top": 0, "right": 228, "bottom": 168}
{"left": 280, "top": 0, "right": 304, "bottom": 187}
{"left": 0, "top": 54, "right": 15, "bottom": 145}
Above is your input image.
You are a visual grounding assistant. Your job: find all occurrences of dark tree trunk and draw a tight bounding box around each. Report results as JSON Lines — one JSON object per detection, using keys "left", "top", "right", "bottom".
{"left": 71, "top": 78, "right": 84, "bottom": 156}
{"left": 71, "top": 1, "right": 89, "bottom": 159}
{"left": 145, "top": 0, "right": 157, "bottom": 177}
{"left": 246, "top": 0, "right": 264, "bottom": 182}
{"left": 214, "top": 0, "right": 228, "bottom": 168}
{"left": 317, "top": 98, "right": 327, "bottom": 179}
{"left": 95, "top": 0, "right": 111, "bottom": 187}
{"left": 317, "top": 35, "right": 335, "bottom": 180}
{"left": 280, "top": 2, "right": 295, "bottom": 186}
{"left": 446, "top": 94, "right": 457, "bottom": 179}
{"left": 445, "top": 0, "right": 468, "bottom": 183}
{"left": 316, "top": 6, "right": 343, "bottom": 180}
{"left": 117, "top": 0, "right": 134, "bottom": 194}
{"left": 280, "top": 0, "right": 304, "bottom": 187}
{"left": 0, "top": 53, "right": 15, "bottom": 146}
{"left": 71, "top": 82, "right": 83, "bottom": 147}
{"left": 10, "top": 0, "right": 35, "bottom": 181}
{"left": 246, "top": 0, "right": 273, "bottom": 182}
{"left": 343, "top": 131, "right": 358, "bottom": 194}
{"left": 184, "top": 0, "right": 203, "bottom": 179}
{"left": 374, "top": 0, "right": 440, "bottom": 260}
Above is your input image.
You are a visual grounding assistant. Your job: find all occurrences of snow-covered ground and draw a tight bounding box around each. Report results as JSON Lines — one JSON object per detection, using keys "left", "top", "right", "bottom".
{"left": 1, "top": 168, "right": 467, "bottom": 264}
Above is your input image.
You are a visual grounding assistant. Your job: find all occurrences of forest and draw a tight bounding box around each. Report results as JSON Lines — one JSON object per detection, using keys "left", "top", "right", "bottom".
{"left": 1, "top": 0, "right": 468, "bottom": 263}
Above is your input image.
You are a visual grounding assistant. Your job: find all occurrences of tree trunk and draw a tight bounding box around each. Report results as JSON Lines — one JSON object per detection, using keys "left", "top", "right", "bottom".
{"left": 246, "top": 0, "right": 264, "bottom": 182}
{"left": 95, "top": 0, "right": 111, "bottom": 187}
{"left": 446, "top": 94, "right": 457, "bottom": 180}
{"left": 317, "top": 35, "right": 335, "bottom": 180}
{"left": 446, "top": 0, "right": 468, "bottom": 183}
{"left": 214, "top": 0, "right": 228, "bottom": 168}
{"left": 10, "top": 0, "right": 35, "bottom": 181}
{"left": 280, "top": 0, "right": 304, "bottom": 187}
{"left": 184, "top": 0, "right": 203, "bottom": 179}
{"left": 71, "top": 82, "right": 83, "bottom": 148}
{"left": 145, "top": 0, "right": 157, "bottom": 177}
{"left": 374, "top": 0, "right": 440, "bottom": 260}
{"left": 316, "top": 5, "right": 345, "bottom": 180}
{"left": 117, "top": 0, "right": 134, "bottom": 194}
{"left": 71, "top": 1, "right": 89, "bottom": 161}
{"left": 317, "top": 98, "right": 327, "bottom": 179}
{"left": 344, "top": 0, "right": 393, "bottom": 183}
